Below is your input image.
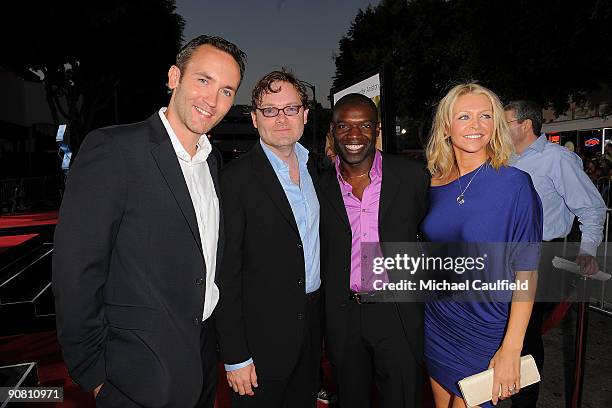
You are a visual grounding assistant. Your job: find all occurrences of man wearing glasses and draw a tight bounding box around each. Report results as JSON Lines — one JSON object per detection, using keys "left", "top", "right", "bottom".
{"left": 215, "top": 70, "right": 321, "bottom": 407}
{"left": 505, "top": 100, "right": 606, "bottom": 407}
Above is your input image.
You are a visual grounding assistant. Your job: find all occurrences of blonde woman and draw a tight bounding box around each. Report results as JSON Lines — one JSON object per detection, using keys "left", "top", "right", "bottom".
{"left": 421, "top": 83, "right": 542, "bottom": 407}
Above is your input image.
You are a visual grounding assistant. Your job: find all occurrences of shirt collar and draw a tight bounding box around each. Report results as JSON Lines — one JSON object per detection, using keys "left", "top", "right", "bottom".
{"left": 335, "top": 149, "right": 382, "bottom": 184}
{"left": 259, "top": 139, "right": 309, "bottom": 172}
{"left": 158, "top": 108, "right": 211, "bottom": 163}
{"left": 523, "top": 133, "right": 548, "bottom": 155}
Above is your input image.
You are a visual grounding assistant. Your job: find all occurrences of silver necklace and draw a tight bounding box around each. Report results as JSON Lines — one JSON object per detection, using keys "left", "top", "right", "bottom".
{"left": 456, "top": 162, "right": 486, "bottom": 205}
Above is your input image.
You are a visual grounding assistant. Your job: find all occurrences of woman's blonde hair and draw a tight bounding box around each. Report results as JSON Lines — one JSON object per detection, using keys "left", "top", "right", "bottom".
{"left": 426, "top": 82, "right": 514, "bottom": 180}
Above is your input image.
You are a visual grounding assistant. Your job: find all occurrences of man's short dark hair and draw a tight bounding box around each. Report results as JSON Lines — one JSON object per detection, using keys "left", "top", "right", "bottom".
{"left": 251, "top": 69, "right": 309, "bottom": 111}
{"left": 504, "top": 100, "right": 543, "bottom": 136}
{"left": 176, "top": 35, "right": 247, "bottom": 83}
{"left": 333, "top": 93, "right": 378, "bottom": 123}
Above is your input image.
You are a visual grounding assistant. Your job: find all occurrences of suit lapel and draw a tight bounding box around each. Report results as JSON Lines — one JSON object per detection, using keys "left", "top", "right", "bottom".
{"left": 307, "top": 153, "right": 321, "bottom": 198}
{"left": 320, "top": 161, "right": 351, "bottom": 232}
{"left": 207, "top": 152, "right": 220, "bottom": 199}
{"left": 148, "top": 114, "right": 204, "bottom": 254}
{"left": 379, "top": 153, "right": 400, "bottom": 240}
{"left": 208, "top": 152, "right": 224, "bottom": 276}
{"left": 251, "top": 143, "right": 300, "bottom": 236}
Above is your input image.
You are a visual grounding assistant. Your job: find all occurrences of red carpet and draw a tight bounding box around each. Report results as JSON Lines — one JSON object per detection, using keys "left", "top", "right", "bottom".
{"left": 0, "top": 211, "right": 59, "bottom": 229}
{"left": 0, "top": 332, "right": 88, "bottom": 408}
{"left": 0, "top": 234, "right": 39, "bottom": 254}
{"left": 0, "top": 332, "right": 348, "bottom": 407}
{"left": 542, "top": 301, "right": 572, "bottom": 334}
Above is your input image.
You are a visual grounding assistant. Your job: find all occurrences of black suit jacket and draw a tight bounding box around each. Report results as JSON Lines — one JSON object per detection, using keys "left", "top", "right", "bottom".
{"left": 215, "top": 143, "right": 320, "bottom": 379}
{"left": 319, "top": 152, "right": 429, "bottom": 365}
{"left": 52, "top": 113, "right": 223, "bottom": 407}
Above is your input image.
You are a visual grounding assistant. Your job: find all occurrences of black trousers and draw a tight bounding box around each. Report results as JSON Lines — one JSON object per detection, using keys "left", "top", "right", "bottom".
{"left": 231, "top": 291, "right": 322, "bottom": 408}
{"left": 195, "top": 318, "right": 219, "bottom": 408}
{"left": 511, "top": 239, "right": 563, "bottom": 408}
{"left": 332, "top": 301, "right": 421, "bottom": 408}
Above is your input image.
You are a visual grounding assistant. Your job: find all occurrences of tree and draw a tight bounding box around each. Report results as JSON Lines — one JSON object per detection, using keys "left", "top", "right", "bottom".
{"left": 334, "top": 0, "right": 612, "bottom": 140}
{"left": 3, "top": 0, "right": 184, "bottom": 151}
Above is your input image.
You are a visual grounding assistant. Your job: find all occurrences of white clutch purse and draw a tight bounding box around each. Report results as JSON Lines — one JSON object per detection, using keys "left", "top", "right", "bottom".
{"left": 458, "top": 355, "right": 540, "bottom": 407}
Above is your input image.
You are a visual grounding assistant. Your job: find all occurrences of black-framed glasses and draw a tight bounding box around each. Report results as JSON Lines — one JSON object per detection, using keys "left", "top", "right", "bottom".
{"left": 256, "top": 105, "right": 303, "bottom": 117}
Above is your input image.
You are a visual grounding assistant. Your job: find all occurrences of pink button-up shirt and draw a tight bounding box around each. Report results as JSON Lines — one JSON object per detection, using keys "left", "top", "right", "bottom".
{"left": 335, "top": 150, "right": 383, "bottom": 292}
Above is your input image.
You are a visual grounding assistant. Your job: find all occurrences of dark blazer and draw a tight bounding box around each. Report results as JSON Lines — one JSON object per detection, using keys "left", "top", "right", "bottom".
{"left": 215, "top": 143, "right": 320, "bottom": 379}
{"left": 52, "top": 113, "right": 223, "bottom": 407}
{"left": 318, "top": 152, "right": 429, "bottom": 365}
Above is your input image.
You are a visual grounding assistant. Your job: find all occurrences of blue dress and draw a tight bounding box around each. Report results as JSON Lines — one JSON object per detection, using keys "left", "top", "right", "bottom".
{"left": 421, "top": 164, "right": 542, "bottom": 405}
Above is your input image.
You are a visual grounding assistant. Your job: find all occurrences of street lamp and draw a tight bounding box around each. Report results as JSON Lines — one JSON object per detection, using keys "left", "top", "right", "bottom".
{"left": 299, "top": 80, "right": 317, "bottom": 153}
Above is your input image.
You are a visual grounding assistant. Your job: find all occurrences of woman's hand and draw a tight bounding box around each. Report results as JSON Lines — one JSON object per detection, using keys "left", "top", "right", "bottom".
{"left": 488, "top": 345, "right": 521, "bottom": 405}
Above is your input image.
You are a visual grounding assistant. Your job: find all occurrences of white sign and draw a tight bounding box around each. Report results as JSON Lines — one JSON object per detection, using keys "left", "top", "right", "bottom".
{"left": 332, "top": 73, "right": 380, "bottom": 104}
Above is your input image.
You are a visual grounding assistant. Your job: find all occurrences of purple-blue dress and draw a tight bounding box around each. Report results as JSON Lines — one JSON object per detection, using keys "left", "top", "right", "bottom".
{"left": 421, "top": 164, "right": 542, "bottom": 405}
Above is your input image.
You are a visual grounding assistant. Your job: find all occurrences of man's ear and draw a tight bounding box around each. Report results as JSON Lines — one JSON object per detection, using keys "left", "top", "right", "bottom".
{"left": 523, "top": 118, "right": 534, "bottom": 134}
{"left": 251, "top": 111, "right": 258, "bottom": 129}
{"left": 167, "top": 65, "right": 181, "bottom": 90}
{"left": 303, "top": 108, "right": 309, "bottom": 125}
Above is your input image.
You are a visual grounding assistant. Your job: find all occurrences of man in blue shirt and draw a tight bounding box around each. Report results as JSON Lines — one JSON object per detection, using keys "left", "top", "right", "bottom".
{"left": 505, "top": 100, "right": 606, "bottom": 407}
{"left": 215, "top": 70, "right": 321, "bottom": 408}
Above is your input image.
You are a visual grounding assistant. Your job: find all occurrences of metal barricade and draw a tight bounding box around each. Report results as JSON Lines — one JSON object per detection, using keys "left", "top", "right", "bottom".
{"left": 590, "top": 209, "right": 612, "bottom": 315}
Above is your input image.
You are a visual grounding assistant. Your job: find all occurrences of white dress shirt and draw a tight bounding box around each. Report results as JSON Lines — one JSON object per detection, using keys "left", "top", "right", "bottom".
{"left": 159, "top": 108, "right": 220, "bottom": 321}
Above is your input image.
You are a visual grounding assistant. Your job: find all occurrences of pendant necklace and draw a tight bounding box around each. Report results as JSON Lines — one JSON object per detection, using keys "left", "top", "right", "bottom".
{"left": 456, "top": 162, "right": 486, "bottom": 205}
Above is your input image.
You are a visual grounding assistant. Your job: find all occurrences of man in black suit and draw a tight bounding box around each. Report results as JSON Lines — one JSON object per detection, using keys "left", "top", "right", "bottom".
{"left": 52, "top": 35, "right": 246, "bottom": 407}
{"left": 319, "top": 93, "right": 429, "bottom": 408}
{"left": 215, "top": 70, "right": 321, "bottom": 408}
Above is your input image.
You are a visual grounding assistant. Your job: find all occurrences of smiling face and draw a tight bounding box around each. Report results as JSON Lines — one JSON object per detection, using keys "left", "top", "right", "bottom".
{"left": 448, "top": 93, "right": 494, "bottom": 161}
{"left": 165, "top": 44, "right": 241, "bottom": 141}
{"left": 251, "top": 81, "right": 308, "bottom": 152}
{"left": 331, "top": 103, "right": 379, "bottom": 166}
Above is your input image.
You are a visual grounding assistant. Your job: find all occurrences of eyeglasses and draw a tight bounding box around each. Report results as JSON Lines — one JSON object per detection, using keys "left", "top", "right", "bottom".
{"left": 256, "top": 105, "right": 303, "bottom": 117}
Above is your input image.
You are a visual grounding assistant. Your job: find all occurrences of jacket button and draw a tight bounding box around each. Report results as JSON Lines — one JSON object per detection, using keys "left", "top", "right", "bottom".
{"left": 297, "top": 313, "right": 303, "bottom": 320}
{"left": 195, "top": 277, "right": 204, "bottom": 286}
{"left": 193, "top": 317, "right": 201, "bottom": 326}
{"left": 297, "top": 243, "right": 303, "bottom": 249}
{"left": 297, "top": 278, "right": 304, "bottom": 285}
